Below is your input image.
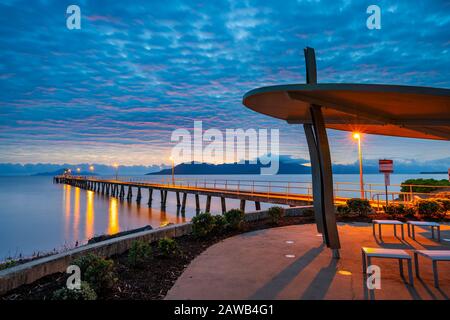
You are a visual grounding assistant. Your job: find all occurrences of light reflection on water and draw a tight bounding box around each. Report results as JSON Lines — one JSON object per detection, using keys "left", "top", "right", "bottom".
{"left": 108, "top": 197, "right": 118, "bottom": 235}
{"left": 0, "top": 176, "right": 192, "bottom": 259}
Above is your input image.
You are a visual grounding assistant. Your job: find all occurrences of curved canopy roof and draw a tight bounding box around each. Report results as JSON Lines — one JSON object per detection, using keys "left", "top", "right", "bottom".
{"left": 243, "top": 83, "right": 450, "bottom": 140}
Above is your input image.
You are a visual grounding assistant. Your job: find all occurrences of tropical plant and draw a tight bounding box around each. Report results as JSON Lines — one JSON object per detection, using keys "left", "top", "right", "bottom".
{"left": 191, "top": 212, "right": 215, "bottom": 237}
{"left": 414, "top": 199, "right": 445, "bottom": 218}
{"left": 224, "top": 209, "right": 245, "bottom": 230}
{"left": 128, "top": 240, "right": 152, "bottom": 267}
{"left": 346, "top": 198, "right": 372, "bottom": 216}
{"left": 52, "top": 281, "right": 97, "bottom": 300}
{"left": 267, "top": 206, "right": 284, "bottom": 224}
{"left": 158, "top": 238, "right": 179, "bottom": 257}
{"left": 73, "top": 254, "right": 116, "bottom": 292}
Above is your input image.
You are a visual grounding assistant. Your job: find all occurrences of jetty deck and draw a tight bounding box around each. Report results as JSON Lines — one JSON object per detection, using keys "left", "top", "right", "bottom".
{"left": 53, "top": 175, "right": 416, "bottom": 214}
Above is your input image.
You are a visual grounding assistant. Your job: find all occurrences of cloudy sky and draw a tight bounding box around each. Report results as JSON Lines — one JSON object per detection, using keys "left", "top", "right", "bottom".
{"left": 0, "top": 0, "right": 449, "bottom": 166}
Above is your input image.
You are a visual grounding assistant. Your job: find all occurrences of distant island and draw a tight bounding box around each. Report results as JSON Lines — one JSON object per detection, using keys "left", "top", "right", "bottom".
{"left": 147, "top": 156, "right": 450, "bottom": 175}
{"left": 147, "top": 161, "right": 311, "bottom": 175}
{"left": 420, "top": 171, "right": 447, "bottom": 174}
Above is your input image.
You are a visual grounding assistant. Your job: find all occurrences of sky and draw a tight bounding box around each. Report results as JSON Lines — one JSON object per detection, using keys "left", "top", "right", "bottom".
{"left": 0, "top": 0, "right": 449, "bottom": 167}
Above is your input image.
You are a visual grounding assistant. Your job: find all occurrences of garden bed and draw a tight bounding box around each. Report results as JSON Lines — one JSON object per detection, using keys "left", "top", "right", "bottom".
{"left": 2, "top": 208, "right": 448, "bottom": 301}
{"left": 1, "top": 214, "right": 315, "bottom": 300}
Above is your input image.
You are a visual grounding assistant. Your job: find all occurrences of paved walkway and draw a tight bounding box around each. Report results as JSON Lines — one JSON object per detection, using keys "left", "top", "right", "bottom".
{"left": 166, "top": 222, "right": 450, "bottom": 300}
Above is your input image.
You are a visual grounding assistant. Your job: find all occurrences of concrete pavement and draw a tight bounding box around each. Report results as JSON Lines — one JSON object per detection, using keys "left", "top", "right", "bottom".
{"left": 166, "top": 222, "right": 450, "bottom": 300}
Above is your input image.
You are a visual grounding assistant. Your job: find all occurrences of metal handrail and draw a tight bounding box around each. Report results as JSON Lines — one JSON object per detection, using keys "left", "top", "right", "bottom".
{"left": 59, "top": 174, "right": 448, "bottom": 205}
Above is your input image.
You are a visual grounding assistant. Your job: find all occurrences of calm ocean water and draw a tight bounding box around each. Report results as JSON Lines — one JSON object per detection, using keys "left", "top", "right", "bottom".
{"left": 0, "top": 173, "right": 447, "bottom": 260}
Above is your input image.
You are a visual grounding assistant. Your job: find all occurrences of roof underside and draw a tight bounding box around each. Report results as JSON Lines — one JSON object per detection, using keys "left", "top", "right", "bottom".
{"left": 243, "top": 83, "right": 450, "bottom": 140}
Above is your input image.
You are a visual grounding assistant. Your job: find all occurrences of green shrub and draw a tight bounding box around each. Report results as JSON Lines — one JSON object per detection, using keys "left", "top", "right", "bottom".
{"left": 346, "top": 198, "right": 372, "bottom": 216}
{"left": 414, "top": 199, "right": 444, "bottom": 218}
{"left": 0, "top": 259, "right": 17, "bottom": 271}
{"left": 158, "top": 238, "right": 179, "bottom": 257}
{"left": 191, "top": 212, "right": 215, "bottom": 237}
{"left": 336, "top": 204, "right": 351, "bottom": 216}
{"left": 224, "top": 209, "right": 245, "bottom": 230}
{"left": 302, "top": 208, "right": 315, "bottom": 217}
{"left": 434, "top": 198, "right": 450, "bottom": 212}
{"left": 128, "top": 240, "right": 152, "bottom": 267}
{"left": 400, "top": 179, "right": 450, "bottom": 194}
{"left": 268, "top": 206, "right": 284, "bottom": 224}
{"left": 52, "top": 281, "right": 97, "bottom": 300}
{"left": 403, "top": 205, "right": 416, "bottom": 217}
{"left": 73, "top": 254, "right": 116, "bottom": 292}
{"left": 384, "top": 203, "right": 405, "bottom": 215}
{"left": 212, "top": 214, "right": 227, "bottom": 232}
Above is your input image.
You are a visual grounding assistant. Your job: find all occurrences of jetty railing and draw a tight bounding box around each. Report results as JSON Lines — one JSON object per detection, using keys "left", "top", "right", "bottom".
{"left": 74, "top": 175, "right": 449, "bottom": 206}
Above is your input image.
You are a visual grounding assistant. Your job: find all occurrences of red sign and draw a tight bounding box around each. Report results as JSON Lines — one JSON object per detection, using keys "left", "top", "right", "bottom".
{"left": 379, "top": 159, "right": 394, "bottom": 173}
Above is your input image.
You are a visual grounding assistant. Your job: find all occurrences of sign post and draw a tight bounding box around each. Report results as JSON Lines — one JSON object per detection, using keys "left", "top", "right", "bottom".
{"left": 379, "top": 159, "right": 394, "bottom": 207}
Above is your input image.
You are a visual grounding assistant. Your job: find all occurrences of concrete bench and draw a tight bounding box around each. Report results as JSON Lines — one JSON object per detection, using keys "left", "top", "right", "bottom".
{"left": 407, "top": 221, "right": 441, "bottom": 242}
{"left": 372, "top": 220, "right": 405, "bottom": 240}
{"left": 414, "top": 250, "right": 450, "bottom": 288}
{"left": 362, "top": 247, "right": 413, "bottom": 286}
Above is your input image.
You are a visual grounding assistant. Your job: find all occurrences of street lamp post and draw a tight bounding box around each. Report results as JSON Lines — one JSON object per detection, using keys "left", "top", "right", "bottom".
{"left": 353, "top": 133, "right": 365, "bottom": 199}
{"left": 89, "top": 165, "right": 94, "bottom": 178}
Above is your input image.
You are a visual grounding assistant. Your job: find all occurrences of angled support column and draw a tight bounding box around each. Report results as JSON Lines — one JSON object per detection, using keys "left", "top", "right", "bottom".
{"left": 304, "top": 124, "right": 324, "bottom": 235}
{"left": 303, "top": 46, "right": 340, "bottom": 258}
{"left": 310, "top": 105, "right": 341, "bottom": 257}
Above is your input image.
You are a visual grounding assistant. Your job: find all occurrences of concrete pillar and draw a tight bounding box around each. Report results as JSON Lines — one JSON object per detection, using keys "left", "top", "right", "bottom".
{"left": 255, "top": 201, "right": 261, "bottom": 211}
{"left": 221, "top": 197, "right": 226, "bottom": 214}
{"left": 136, "top": 187, "right": 142, "bottom": 203}
{"left": 195, "top": 194, "right": 200, "bottom": 212}
{"left": 181, "top": 193, "right": 187, "bottom": 213}
{"left": 206, "top": 195, "right": 211, "bottom": 212}
{"left": 176, "top": 192, "right": 181, "bottom": 207}
{"left": 127, "top": 186, "right": 132, "bottom": 201}
{"left": 120, "top": 185, "right": 125, "bottom": 198}
{"left": 148, "top": 188, "right": 153, "bottom": 207}
{"left": 240, "top": 199, "right": 246, "bottom": 212}
{"left": 158, "top": 190, "right": 167, "bottom": 207}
